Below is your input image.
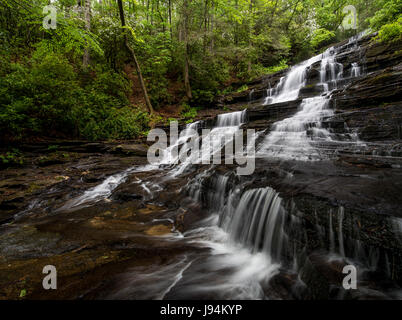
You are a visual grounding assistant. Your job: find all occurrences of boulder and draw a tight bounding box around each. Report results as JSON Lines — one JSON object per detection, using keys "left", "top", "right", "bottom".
{"left": 112, "top": 144, "right": 148, "bottom": 157}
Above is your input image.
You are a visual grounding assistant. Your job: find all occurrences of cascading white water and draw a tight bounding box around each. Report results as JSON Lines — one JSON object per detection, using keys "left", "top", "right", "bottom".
{"left": 162, "top": 111, "right": 246, "bottom": 167}
{"left": 65, "top": 33, "right": 369, "bottom": 208}
{"left": 163, "top": 110, "right": 247, "bottom": 176}
{"left": 57, "top": 164, "right": 159, "bottom": 211}
{"left": 218, "top": 187, "right": 286, "bottom": 261}
{"left": 58, "top": 168, "right": 131, "bottom": 211}
{"left": 248, "top": 89, "right": 255, "bottom": 105}
{"left": 351, "top": 62, "right": 361, "bottom": 77}
{"left": 257, "top": 96, "right": 333, "bottom": 160}
{"left": 320, "top": 47, "right": 344, "bottom": 89}
{"left": 159, "top": 121, "right": 201, "bottom": 166}
{"left": 263, "top": 54, "right": 321, "bottom": 105}
{"left": 338, "top": 206, "right": 345, "bottom": 257}
{"left": 50, "top": 32, "right": 401, "bottom": 300}
{"left": 59, "top": 110, "right": 247, "bottom": 209}
{"left": 216, "top": 110, "right": 246, "bottom": 127}
{"left": 206, "top": 175, "right": 230, "bottom": 212}
{"left": 258, "top": 38, "right": 365, "bottom": 160}
{"left": 329, "top": 210, "right": 335, "bottom": 253}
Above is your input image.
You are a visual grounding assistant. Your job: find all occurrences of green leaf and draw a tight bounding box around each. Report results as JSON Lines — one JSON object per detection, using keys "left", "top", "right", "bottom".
{"left": 19, "top": 289, "right": 26, "bottom": 298}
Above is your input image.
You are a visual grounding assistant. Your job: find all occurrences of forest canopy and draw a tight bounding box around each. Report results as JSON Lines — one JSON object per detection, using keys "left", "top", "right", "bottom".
{"left": 0, "top": 0, "right": 401, "bottom": 142}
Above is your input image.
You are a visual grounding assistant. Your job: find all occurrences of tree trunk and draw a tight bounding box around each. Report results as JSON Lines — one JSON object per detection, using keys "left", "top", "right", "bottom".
{"left": 285, "top": 0, "right": 302, "bottom": 31}
{"left": 210, "top": 0, "right": 214, "bottom": 51}
{"left": 82, "top": 0, "right": 91, "bottom": 68}
{"left": 268, "top": 0, "right": 279, "bottom": 27}
{"left": 203, "top": 0, "right": 209, "bottom": 53}
{"left": 182, "top": 0, "right": 192, "bottom": 100}
{"left": 168, "top": 0, "right": 173, "bottom": 41}
{"left": 117, "top": 0, "right": 154, "bottom": 114}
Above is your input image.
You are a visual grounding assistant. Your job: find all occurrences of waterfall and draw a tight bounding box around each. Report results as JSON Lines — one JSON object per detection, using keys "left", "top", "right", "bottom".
{"left": 257, "top": 96, "right": 334, "bottom": 160}
{"left": 351, "top": 63, "right": 361, "bottom": 77}
{"left": 248, "top": 89, "right": 255, "bottom": 105}
{"left": 219, "top": 187, "right": 286, "bottom": 261}
{"left": 320, "top": 47, "right": 344, "bottom": 85}
{"left": 257, "top": 36, "right": 366, "bottom": 160}
{"left": 329, "top": 210, "right": 335, "bottom": 253}
{"left": 169, "top": 110, "right": 247, "bottom": 176}
{"left": 216, "top": 110, "right": 246, "bottom": 127}
{"left": 207, "top": 175, "right": 230, "bottom": 212}
{"left": 263, "top": 54, "right": 321, "bottom": 105}
{"left": 338, "top": 206, "right": 345, "bottom": 257}
{"left": 159, "top": 121, "right": 201, "bottom": 166}
{"left": 58, "top": 167, "right": 134, "bottom": 211}
{"left": 34, "top": 33, "right": 402, "bottom": 301}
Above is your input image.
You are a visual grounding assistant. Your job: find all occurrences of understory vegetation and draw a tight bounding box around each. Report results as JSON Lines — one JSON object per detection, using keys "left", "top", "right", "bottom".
{"left": 0, "top": 0, "right": 400, "bottom": 142}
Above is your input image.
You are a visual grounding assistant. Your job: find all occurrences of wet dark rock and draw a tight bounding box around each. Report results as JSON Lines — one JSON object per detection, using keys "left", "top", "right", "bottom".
{"left": 1, "top": 33, "right": 401, "bottom": 300}
{"left": 111, "top": 144, "right": 148, "bottom": 157}
{"left": 111, "top": 192, "right": 142, "bottom": 202}
{"left": 299, "top": 84, "right": 325, "bottom": 98}
{"left": 266, "top": 271, "right": 302, "bottom": 299}
{"left": 247, "top": 99, "right": 302, "bottom": 124}
{"left": 305, "top": 62, "right": 321, "bottom": 86}
{"left": 299, "top": 254, "right": 333, "bottom": 299}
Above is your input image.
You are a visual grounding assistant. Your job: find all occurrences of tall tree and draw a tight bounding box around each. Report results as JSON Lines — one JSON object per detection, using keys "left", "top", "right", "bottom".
{"left": 83, "top": 0, "right": 91, "bottom": 68}
{"left": 117, "top": 0, "right": 154, "bottom": 114}
{"left": 168, "top": 0, "right": 173, "bottom": 41}
{"left": 182, "top": 0, "right": 192, "bottom": 100}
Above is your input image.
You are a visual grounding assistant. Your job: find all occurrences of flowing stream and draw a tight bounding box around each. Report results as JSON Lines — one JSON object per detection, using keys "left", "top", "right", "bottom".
{"left": 50, "top": 32, "right": 402, "bottom": 299}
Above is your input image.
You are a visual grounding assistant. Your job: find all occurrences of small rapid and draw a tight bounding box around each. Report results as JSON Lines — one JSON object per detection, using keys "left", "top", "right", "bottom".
{"left": 257, "top": 35, "right": 366, "bottom": 160}
{"left": 34, "top": 31, "right": 402, "bottom": 300}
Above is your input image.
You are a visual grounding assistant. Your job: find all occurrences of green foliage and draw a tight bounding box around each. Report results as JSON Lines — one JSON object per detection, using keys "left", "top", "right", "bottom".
{"left": 47, "top": 145, "right": 59, "bottom": 152}
{"left": 311, "top": 28, "right": 336, "bottom": 49}
{"left": 188, "top": 52, "right": 231, "bottom": 105}
{"left": 73, "top": 68, "right": 150, "bottom": 140}
{"left": 236, "top": 85, "right": 249, "bottom": 93}
{"left": 367, "top": 0, "right": 402, "bottom": 43}
{"left": 167, "top": 117, "right": 178, "bottom": 125}
{"left": 368, "top": 0, "right": 402, "bottom": 30}
{"left": 314, "top": 0, "right": 349, "bottom": 31}
{"left": 132, "top": 30, "right": 172, "bottom": 108}
{"left": 77, "top": 106, "right": 150, "bottom": 141}
{"left": 249, "top": 59, "right": 289, "bottom": 79}
{"left": 1, "top": 0, "right": 400, "bottom": 145}
{"left": 180, "top": 103, "right": 198, "bottom": 122}
{"left": 19, "top": 289, "right": 26, "bottom": 298}
{"left": 0, "top": 50, "right": 80, "bottom": 139}
{"left": 0, "top": 148, "right": 24, "bottom": 167}
{"left": 0, "top": 47, "right": 148, "bottom": 141}
{"left": 376, "top": 15, "right": 402, "bottom": 42}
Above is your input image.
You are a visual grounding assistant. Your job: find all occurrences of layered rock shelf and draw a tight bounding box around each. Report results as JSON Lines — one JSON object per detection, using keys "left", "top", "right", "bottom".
{"left": 1, "top": 33, "right": 401, "bottom": 300}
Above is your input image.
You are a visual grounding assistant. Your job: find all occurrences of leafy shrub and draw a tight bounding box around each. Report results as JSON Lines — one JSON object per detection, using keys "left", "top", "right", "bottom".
{"left": 376, "top": 16, "right": 402, "bottom": 42}
{"left": 247, "top": 59, "right": 288, "bottom": 79}
{"left": 0, "top": 48, "right": 149, "bottom": 142}
{"left": 181, "top": 103, "right": 198, "bottom": 121}
{"left": 369, "top": 0, "right": 402, "bottom": 30}
{"left": 311, "top": 28, "right": 336, "bottom": 49}
{"left": 187, "top": 52, "right": 230, "bottom": 106}
{"left": 0, "top": 51, "right": 80, "bottom": 139}
{"left": 77, "top": 106, "right": 149, "bottom": 141}
{"left": 0, "top": 148, "right": 24, "bottom": 167}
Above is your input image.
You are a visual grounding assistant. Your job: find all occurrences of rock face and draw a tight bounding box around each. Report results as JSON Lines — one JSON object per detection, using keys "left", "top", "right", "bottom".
{"left": 0, "top": 34, "right": 401, "bottom": 300}
{"left": 111, "top": 144, "right": 149, "bottom": 157}
{"left": 218, "top": 34, "right": 402, "bottom": 148}
{"left": 190, "top": 33, "right": 402, "bottom": 298}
